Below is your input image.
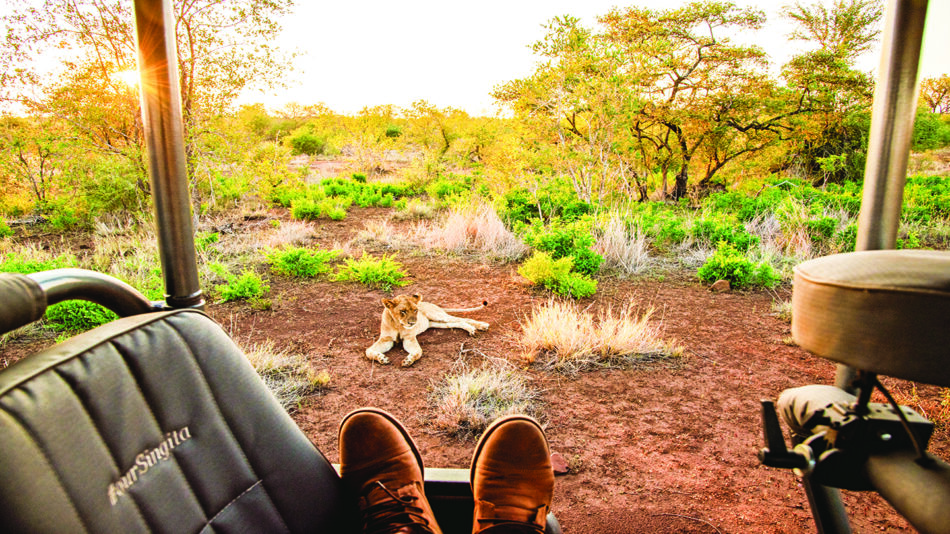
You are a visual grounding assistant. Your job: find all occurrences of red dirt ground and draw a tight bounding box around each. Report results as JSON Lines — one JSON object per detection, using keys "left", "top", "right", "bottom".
{"left": 5, "top": 205, "right": 947, "bottom": 533}
{"left": 207, "top": 207, "right": 947, "bottom": 533}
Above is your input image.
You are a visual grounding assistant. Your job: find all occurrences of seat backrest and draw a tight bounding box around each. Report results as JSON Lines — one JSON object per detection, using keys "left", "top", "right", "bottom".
{"left": 0, "top": 308, "right": 356, "bottom": 533}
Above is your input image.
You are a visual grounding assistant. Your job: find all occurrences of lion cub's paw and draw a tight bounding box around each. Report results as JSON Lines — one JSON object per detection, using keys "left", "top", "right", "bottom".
{"left": 474, "top": 321, "right": 489, "bottom": 331}
{"left": 402, "top": 354, "right": 421, "bottom": 367}
{"left": 365, "top": 350, "right": 390, "bottom": 365}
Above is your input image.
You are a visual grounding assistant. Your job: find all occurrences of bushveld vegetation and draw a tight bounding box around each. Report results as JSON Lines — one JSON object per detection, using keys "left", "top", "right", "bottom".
{"left": 1, "top": 0, "right": 949, "bottom": 433}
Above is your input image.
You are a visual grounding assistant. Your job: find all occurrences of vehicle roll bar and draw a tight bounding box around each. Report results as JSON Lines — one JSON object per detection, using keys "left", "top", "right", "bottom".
{"left": 133, "top": 0, "right": 204, "bottom": 310}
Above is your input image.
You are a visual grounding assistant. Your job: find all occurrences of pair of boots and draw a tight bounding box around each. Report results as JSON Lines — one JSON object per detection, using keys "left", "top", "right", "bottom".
{"left": 339, "top": 408, "right": 555, "bottom": 534}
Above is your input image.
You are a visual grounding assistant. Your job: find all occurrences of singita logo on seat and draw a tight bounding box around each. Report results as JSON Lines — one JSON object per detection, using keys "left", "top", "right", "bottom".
{"left": 108, "top": 427, "right": 192, "bottom": 505}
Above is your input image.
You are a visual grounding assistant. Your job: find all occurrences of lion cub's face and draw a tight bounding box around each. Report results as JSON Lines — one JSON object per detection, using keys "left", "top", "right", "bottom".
{"left": 383, "top": 293, "right": 422, "bottom": 329}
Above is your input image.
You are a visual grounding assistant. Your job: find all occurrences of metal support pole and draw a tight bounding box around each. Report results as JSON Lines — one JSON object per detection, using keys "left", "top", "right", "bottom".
{"left": 837, "top": 0, "right": 928, "bottom": 391}
{"left": 132, "top": 0, "right": 204, "bottom": 309}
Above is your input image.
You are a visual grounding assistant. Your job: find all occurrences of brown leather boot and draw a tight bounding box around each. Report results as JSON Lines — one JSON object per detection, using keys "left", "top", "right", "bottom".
{"left": 470, "top": 415, "right": 554, "bottom": 534}
{"left": 339, "top": 408, "right": 442, "bottom": 534}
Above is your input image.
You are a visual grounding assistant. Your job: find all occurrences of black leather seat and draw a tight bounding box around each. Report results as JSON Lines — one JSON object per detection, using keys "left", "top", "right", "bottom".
{"left": 0, "top": 273, "right": 356, "bottom": 532}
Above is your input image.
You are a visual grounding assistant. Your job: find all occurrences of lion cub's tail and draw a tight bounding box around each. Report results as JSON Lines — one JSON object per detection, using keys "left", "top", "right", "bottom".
{"left": 441, "top": 300, "right": 488, "bottom": 313}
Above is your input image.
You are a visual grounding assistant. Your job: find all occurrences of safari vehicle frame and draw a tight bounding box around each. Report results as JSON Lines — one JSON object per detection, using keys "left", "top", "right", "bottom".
{"left": 757, "top": 1, "right": 950, "bottom": 533}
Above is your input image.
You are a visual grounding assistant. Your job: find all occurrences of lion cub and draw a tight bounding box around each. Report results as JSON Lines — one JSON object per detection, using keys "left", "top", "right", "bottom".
{"left": 366, "top": 293, "right": 489, "bottom": 367}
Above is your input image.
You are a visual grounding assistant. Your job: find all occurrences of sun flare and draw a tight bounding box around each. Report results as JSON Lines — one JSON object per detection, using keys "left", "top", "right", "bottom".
{"left": 113, "top": 69, "right": 140, "bottom": 87}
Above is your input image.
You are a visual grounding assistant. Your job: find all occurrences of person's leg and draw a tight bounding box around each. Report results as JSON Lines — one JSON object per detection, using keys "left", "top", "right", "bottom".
{"left": 339, "top": 407, "right": 443, "bottom": 534}
{"left": 470, "top": 415, "right": 554, "bottom": 534}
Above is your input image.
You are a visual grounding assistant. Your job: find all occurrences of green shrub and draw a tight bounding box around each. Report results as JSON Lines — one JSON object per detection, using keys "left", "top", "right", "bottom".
{"left": 265, "top": 246, "right": 340, "bottom": 277}
{"left": 46, "top": 203, "right": 84, "bottom": 232}
{"left": 426, "top": 175, "right": 472, "bottom": 200}
{"left": 271, "top": 184, "right": 309, "bottom": 207}
{"left": 805, "top": 216, "right": 838, "bottom": 247}
{"left": 521, "top": 218, "right": 603, "bottom": 276}
{"left": 499, "top": 177, "right": 592, "bottom": 226}
{"left": 291, "top": 195, "right": 351, "bottom": 221}
{"left": 288, "top": 129, "right": 326, "bottom": 156}
{"left": 195, "top": 231, "right": 219, "bottom": 252}
{"left": 0, "top": 219, "right": 11, "bottom": 238}
{"left": 697, "top": 242, "right": 779, "bottom": 290}
{"left": 518, "top": 251, "right": 598, "bottom": 298}
{"left": 351, "top": 172, "right": 367, "bottom": 183}
{"left": 834, "top": 223, "right": 858, "bottom": 252}
{"left": 384, "top": 125, "right": 403, "bottom": 138}
{"left": 691, "top": 215, "right": 759, "bottom": 250}
{"left": 334, "top": 253, "right": 409, "bottom": 291}
{"left": 211, "top": 264, "right": 270, "bottom": 302}
{"left": 0, "top": 251, "right": 78, "bottom": 273}
{"left": 45, "top": 301, "right": 117, "bottom": 332}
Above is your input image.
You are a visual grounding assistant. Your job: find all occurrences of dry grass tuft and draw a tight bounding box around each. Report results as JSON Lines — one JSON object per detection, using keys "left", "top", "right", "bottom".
{"left": 222, "top": 220, "right": 314, "bottom": 256}
{"left": 595, "top": 213, "right": 653, "bottom": 275}
{"left": 392, "top": 198, "right": 438, "bottom": 221}
{"left": 519, "top": 299, "right": 682, "bottom": 375}
{"left": 427, "top": 361, "right": 545, "bottom": 441}
{"left": 410, "top": 203, "right": 528, "bottom": 261}
{"left": 241, "top": 339, "right": 330, "bottom": 412}
{"left": 772, "top": 299, "right": 793, "bottom": 323}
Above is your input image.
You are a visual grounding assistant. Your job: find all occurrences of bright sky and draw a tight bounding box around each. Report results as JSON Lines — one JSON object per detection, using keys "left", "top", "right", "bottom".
{"left": 239, "top": 0, "right": 950, "bottom": 116}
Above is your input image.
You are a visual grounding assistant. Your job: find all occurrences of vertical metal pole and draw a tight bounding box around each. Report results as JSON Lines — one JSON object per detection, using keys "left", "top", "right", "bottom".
{"left": 806, "top": 3, "right": 928, "bottom": 533}
{"left": 855, "top": 0, "right": 928, "bottom": 251}
{"left": 837, "top": 0, "right": 928, "bottom": 391}
{"left": 132, "top": 0, "right": 204, "bottom": 309}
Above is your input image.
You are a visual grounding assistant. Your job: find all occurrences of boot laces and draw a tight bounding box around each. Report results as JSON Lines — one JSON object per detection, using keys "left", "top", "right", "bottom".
{"left": 363, "top": 481, "right": 434, "bottom": 534}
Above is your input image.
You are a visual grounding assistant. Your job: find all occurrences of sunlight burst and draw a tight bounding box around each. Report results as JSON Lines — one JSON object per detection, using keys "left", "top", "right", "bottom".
{"left": 112, "top": 69, "right": 140, "bottom": 88}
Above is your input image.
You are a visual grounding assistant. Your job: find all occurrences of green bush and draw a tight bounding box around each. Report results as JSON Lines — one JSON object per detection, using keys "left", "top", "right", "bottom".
{"left": 691, "top": 215, "right": 759, "bottom": 250}
{"left": 291, "top": 195, "right": 351, "bottom": 221}
{"left": 0, "top": 251, "right": 77, "bottom": 273}
{"left": 0, "top": 219, "right": 11, "bottom": 238}
{"left": 288, "top": 129, "right": 326, "bottom": 156}
{"left": 499, "top": 177, "right": 592, "bottom": 226}
{"left": 384, "top": 125, "right": 403, "bottom": 138}
{"left": 265, "top": 246, "right": 339, "bottom": 277}
{"left": 521, "top": 218, "right": 603, "bottom": 276}
{"left": 912, "top": 111, "right": 950, "bottom": 151}
{"left": 195, "top": 231, "right": 219, "bottom": 252}
{"left": 518, "top": 251, "right": 598, "bottom": 298}
{"left": 697, "top": 242, "right": 779, "bottom": 290}
{"left": 211, "top": 264, "right": 270, "bottom": 302}
{"left": 426, "top": 175, "right": 472, "bottom": 200}
{"left": 334, "top": 253, "right": 409, "bottom": 291}
{"left": 45, "top": 301, "right": 117, "bottom": 332}
{"left": 271, "top": 184, "right": 309, "bottom": 207}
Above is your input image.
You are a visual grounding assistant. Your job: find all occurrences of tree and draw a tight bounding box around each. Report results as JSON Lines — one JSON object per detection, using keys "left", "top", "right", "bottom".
{"left": 920, "top": 75, "right": 950, "bottom": 114}
{"left": 0, "top": 116, "right": 69, "bottom": 206}
{"left": 496, "top": 2, "right": 794, "bottom": 202}
{"left": 779, "top": 0, "right": 883, "bottom": 183}
{"left": 1, "top": 0, "right": 294, "bottom": 209}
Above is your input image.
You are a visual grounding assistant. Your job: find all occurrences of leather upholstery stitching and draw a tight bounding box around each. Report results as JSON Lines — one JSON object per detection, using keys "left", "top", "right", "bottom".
{"left": 164, "top": 318, "right": 292, "bottom": 534}
{"left": 51, "top": 360, "right": 151, "bottom": 529}
{"left": 203, "top": 479, "right": 263, "bottom": 526}
{"left": 0, "top": 403, "right": 91, "bottom": 533}
{"left": 108, "top": 330, "right": 209, "bottom": 525}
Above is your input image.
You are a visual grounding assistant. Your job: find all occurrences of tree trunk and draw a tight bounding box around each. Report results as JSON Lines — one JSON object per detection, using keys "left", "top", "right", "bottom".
{"left": 671, "top": 165, "right": 689, "bottom": 200}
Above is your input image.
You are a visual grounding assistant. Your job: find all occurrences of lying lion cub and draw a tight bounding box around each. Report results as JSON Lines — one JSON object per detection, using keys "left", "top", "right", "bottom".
{"left": 366, "top": 293, "right": 489, "bottom": 367}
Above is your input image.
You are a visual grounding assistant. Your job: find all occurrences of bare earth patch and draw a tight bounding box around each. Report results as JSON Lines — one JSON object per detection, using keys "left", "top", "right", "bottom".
{"left": 207, "top": 208, "right": 944, "bottom": 533}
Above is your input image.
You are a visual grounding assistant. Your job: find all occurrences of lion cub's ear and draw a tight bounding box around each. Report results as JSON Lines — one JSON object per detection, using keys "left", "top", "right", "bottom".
{"left": 410, "top": 293, "right": 421, "bottom": 303}
{"left": 382, "top": 298, "right": 395, "bottom": 309}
